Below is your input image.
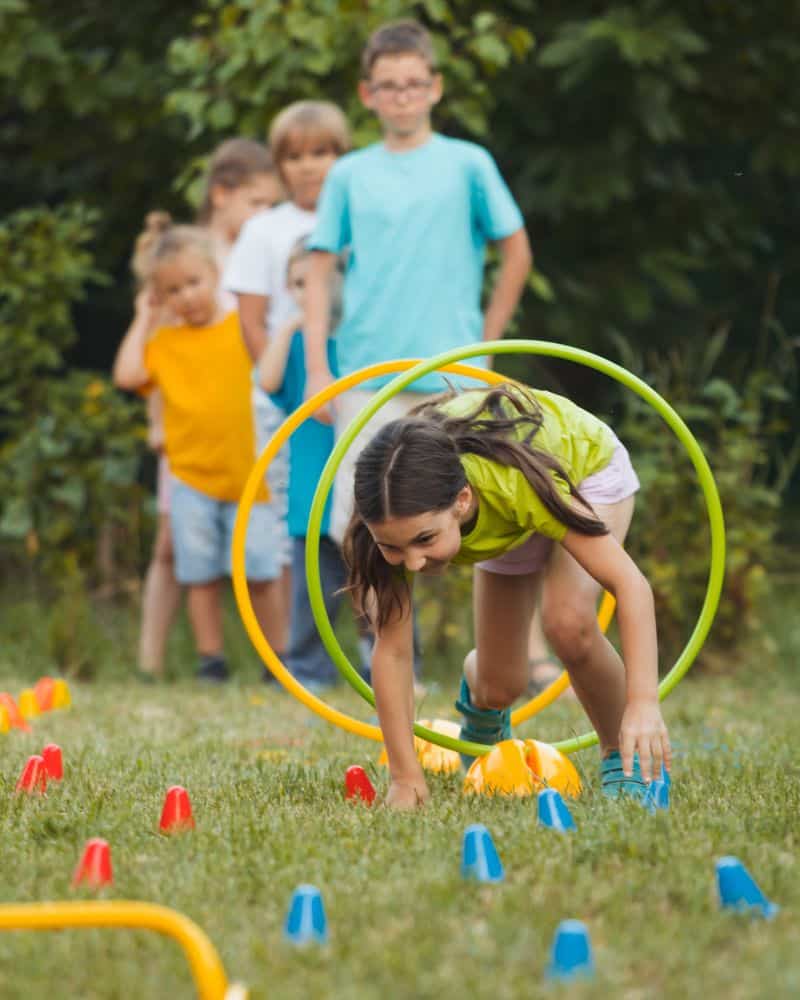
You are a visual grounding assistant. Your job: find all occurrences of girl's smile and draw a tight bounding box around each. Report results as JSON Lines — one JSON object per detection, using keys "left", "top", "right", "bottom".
{"left": 368, "top": 485, "right": 476, "bottom": 574}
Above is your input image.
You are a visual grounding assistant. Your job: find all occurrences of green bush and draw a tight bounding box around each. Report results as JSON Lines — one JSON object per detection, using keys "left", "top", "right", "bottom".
{"left": 612, "top": 322, "right": 798, "bottom": 660}
{"left": 0, "top": 203, "right": 151, "bottom": 594}
{"left": 0, "top": 370, "right": 149, "bottom": 584}
{"left": 0, "top": 203, "right": 104, "bottom": 436}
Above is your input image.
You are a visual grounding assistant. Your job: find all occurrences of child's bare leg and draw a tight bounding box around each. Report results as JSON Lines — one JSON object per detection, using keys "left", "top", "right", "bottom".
{"left": 188, "top": 579, "right": 223, "bottom": 656}
{"left": 464, "top": 569, "right": 541, "bottom": 708}
{"left": 540, "top": 497, "right": 634, "bottom": 754}
{"left": 138, "top": 514, "right": 181, "bottom": 675}
{"left": 249, "top": 578, "right": 289, "bottom": 653}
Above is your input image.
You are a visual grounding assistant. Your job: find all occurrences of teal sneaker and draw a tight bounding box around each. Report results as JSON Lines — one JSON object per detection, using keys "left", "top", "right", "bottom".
{"left": 600, "top": 750, "right": 649, "bottom": 803}
{"left": 455, "top": 676, "right": 512, "bottom": 769}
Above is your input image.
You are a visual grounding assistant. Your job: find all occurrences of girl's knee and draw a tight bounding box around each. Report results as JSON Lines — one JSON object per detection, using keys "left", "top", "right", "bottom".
{"left": 543, "top": 605, "right": 597, "bottom": 666}
{"left": 463, "top": 648, "right": 527, "bottom": 709}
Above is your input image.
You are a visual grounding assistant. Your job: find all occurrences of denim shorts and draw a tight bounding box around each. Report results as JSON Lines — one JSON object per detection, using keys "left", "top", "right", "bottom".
{"left": 170, "top": 476, "right": 284, "bottom": 584}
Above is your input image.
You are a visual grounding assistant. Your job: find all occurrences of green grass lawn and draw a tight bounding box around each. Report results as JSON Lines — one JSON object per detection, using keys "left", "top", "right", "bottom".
{"left": 1, "top": 596, "right": 799, "bottom": 999}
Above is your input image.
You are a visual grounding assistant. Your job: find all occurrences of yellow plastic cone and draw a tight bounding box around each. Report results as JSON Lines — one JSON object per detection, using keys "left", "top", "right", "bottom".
{"left": 522, "top": 739, "right": 582, "bottom": 797}
{"left": 51, "top": 679, "right": 72, "bottom": 710}
{"left": 0, "top": 703, "right": 9, "bottom": 734}
{"left": 463, "top": 739, "right": 538, "bottom": 797}
{"left": 18, "top": 688, "right": 41, "bottom": 720}
{"left": 378, "top": 718, "right": 463, "bottom": 775}
{"left": 463, "top": 738, "right": 582, "bottom": 798}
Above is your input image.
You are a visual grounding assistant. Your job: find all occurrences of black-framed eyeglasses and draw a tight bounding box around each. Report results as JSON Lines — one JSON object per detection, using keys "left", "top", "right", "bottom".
{"left": 369, "top": 79, "right": 434, "bottom": 99}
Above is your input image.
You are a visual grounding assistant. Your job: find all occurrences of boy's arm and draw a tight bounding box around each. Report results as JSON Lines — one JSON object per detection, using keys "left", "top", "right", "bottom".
{"left": 112, "top": 288, "right": 157, "bottom": 390}
{"left": 257, "top": 317, "right": 300, "bottom": 395}
{"left": 302, "top": 251, "right": 338, "bottom": 412}
{"left": 237, "top": 293, "right": 270, "bottom": 362}
{"left": 482, "top": 227, "right": 532, "bottom": 345}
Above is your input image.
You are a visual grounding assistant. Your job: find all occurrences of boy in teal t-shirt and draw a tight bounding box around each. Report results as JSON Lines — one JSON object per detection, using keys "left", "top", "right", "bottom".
{"left": 304, "top": 19, "right": 532, "bottom": 546}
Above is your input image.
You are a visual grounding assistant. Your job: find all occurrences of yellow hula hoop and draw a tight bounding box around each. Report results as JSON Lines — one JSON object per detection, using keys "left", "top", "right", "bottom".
{"left": 232, "top": 359, "right": 613, "bottom": 744}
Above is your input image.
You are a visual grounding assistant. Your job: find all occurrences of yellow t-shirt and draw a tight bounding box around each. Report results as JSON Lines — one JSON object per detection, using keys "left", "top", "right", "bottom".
{"left": 436, "top": 386, "right": 616, "bottom": 565}
{"left": 144, "top": 312, "right": 265, "bottom": 503}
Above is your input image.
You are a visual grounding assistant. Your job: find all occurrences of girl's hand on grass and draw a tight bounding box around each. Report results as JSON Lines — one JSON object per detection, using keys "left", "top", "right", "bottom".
{"left": 619, "top": 700, "right": 671, "bottom": 784}
{"left": 385, "top": 779, "right": 430, "bottom": 811}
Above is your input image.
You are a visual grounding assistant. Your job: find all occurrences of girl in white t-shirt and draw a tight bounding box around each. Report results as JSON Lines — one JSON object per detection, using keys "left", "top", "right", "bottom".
{"left": 223, "top": 101, "right": 351, "bottom": 652}
{"left": 128, "top": 139, "right": 283, "bottom": 679}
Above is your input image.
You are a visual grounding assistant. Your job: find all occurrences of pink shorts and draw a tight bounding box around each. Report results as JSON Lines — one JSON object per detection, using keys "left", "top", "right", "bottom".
{"left": 156, "top": 454, "right": 172, "bottom": 516}
{"left": 476, "top": 435, "right": 640, "bottom": 577}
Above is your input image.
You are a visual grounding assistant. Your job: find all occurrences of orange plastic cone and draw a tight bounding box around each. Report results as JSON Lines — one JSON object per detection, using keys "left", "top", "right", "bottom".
{"left": 72, "top": 838, "right": 113, "bottom": 888}
{"left": 34, "top": 677, "right": 55, "bottom": 712}
{"left": 0, "top": 693, "right": 31, "bottom": 732}
{"left": 15, "top": 755, "right": 47, "bottom": 794}
{"left": 18, "top": 688, "right": 40, "bottom": 720}
{"left": 50, "top": 679, "right": 71, "bottom": 710}
{"left": 159, "top": 786, "right": 195, "bottom": 833}
{"left": 42, "top": 743, "right": 64, "bottom": 781}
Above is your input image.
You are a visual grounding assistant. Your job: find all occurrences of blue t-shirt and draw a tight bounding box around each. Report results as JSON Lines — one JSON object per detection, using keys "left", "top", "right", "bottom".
{"left": 270, "top": 332, "right": 338, "bottom": 537}
{"left": 309, "top": 134, "right": 524, "bottom": 393}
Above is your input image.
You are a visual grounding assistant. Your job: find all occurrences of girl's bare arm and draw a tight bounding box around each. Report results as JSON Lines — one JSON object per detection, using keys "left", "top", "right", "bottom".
{"left": 371, "top": 586, "right": 429, "bottom": 808}
{"left": 113, "top": 288, "right": 157, "bottom": 390}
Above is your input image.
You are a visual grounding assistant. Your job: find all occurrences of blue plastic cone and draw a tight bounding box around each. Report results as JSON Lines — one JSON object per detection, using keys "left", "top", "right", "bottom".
{"left": 546, "top": 919, "right": 594, "bottom": 981}
{"left": 660, "top": 764, "right": 672, "bottom": 787}
{"left": 537, "top": 788, "right": 576, "bottom": 832}
{"left": 716, "top": 857, "right": 779, "bottom": 919}
{"left": 461, "top": 824, "right": 504, "bottom": 883}
{"left": 284, "top": 884, "right": 329, "bottom": 944}
{"left": 645, "top": 779, "right": 670, "bottom": 811}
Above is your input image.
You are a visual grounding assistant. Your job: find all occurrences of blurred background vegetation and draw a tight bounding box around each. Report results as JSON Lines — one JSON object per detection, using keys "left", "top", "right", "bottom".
{"left": 1, "top": 0, "right": 798, "bottom": 677}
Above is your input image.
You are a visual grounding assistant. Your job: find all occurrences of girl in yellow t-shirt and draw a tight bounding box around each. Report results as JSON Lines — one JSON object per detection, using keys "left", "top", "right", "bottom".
{"left": 343, "top": 383, "right": 671, "bottom": 809}
{"left": 114, "top": 225, "right": 282, "bottom": 683}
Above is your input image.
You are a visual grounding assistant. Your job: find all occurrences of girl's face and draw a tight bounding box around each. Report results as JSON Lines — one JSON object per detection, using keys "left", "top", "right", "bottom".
{"left": 280, "top": 135, "right": 338, "bottom": 210}
{"left": 368, "top": 486, "right": 474, "bottom": 576}
{"left": 287, "top": 256, "right": 310, "bottom": 311}
{"left": 154, "top": 249, "right": 219, "bottom": 327}
{"left": 359, "top": 53, "right": 442, "bottom": 142}
{"left": 212, "top": 172, "right": 283, "bottom": 241}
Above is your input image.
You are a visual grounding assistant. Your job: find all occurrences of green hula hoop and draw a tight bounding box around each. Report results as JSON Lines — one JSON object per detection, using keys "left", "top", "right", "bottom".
{"left": 306, "top": 340, "right": 726, "bottom": 755}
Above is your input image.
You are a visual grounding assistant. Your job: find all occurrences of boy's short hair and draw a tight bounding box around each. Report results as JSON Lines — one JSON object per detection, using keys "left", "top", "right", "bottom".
{"left": 361, "top": 19, "right": 437, "bottom": 78}
{"left": 269, "top": 101, "right": 351, "bottom": 167}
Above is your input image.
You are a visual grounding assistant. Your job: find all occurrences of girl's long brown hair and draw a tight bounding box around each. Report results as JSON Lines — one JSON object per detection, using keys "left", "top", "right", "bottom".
{"left": 344, "top": 385, "right": 609, "bottom": 631}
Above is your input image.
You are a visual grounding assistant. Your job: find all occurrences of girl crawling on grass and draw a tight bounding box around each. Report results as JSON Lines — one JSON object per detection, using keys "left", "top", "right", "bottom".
{"left": 343, "top": 383, "right": 671, "bottom": 810}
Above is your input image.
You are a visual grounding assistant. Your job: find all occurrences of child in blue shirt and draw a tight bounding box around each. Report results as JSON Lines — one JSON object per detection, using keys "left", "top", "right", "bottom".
{"left": 303, "top": 18, "right": 532, "bottom": 546}
{"left": 258, "top": 239, "right": 344, "bottom": 688}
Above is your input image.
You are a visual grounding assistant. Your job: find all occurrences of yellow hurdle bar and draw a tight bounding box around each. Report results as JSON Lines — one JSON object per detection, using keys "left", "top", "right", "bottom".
{"left": 0, "top": 900, "right": 231, "bottom": 1000}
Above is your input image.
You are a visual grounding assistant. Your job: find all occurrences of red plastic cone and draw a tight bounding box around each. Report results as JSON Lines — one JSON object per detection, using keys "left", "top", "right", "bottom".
{"left": 15, "top": 755, "right": 47, "bottom": 794}
{"left": 344, "top": 765, "right": 376, "bottom": 804}
{"left": 42, "top": 743, "right": 64, "bottom": 780}
{"left": 34, "top": 677, "right": 55, "bottom": 712}
{"left": 0, "top": 692, "right": 31, "bottom": 732}
{"left": 159, "top": 785, "right": 195, "bottom": 833}
{"left": 72, "top": 838, "right": 113, "bottom": 888}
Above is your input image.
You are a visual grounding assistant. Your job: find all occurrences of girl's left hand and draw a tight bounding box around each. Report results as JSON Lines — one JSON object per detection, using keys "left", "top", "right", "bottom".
{"left": 619, "top": 700, "right": 671, "bottom": 784}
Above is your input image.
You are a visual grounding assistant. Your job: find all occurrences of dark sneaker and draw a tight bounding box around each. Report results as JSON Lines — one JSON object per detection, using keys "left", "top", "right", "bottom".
{"left": 196, "top": 656, "right": 230, "bottom": 683}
